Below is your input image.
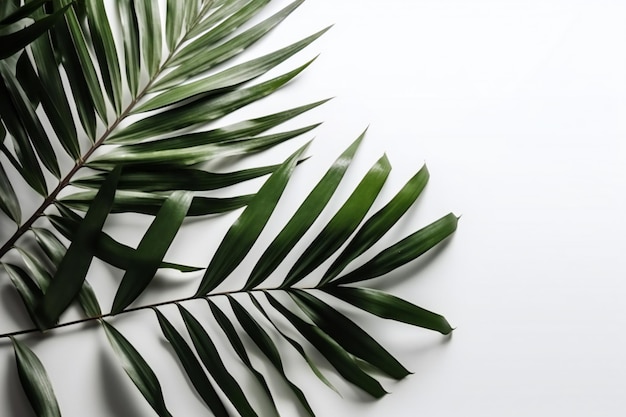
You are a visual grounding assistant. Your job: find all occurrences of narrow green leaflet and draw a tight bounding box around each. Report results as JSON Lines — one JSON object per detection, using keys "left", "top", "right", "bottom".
{"left": 154, "top": 309, "right": 229, "bottom": 417}
{"left": 165, "top": 0, "right": 185, "bottom": 50}
{"left": 0, "top": 3, "right": 70, "bottom": 59}
{"left": 20, "top": 233, "right": 101, "bottom": 318}
{"left": 0, "top": 73, "right": 47, "bottom": 195}
{"left": 61, "top": 190, "right": 253, "bottom": 216}
{"left": 264, "top": 292, "right": 387, "bottom": 398}
{"left": 0, "top": 161, "right": 21, "bottom": 223}
{"left": 11, "top": 337, "right": 61, "bottom": 417}
{"left": 47, "top": 213, "right": 202, "bottom": 273}
{"left": 111, "top": 191, "right": 193, "bottom": 314}
{"left": 281, "top": 154, "right": 391, "bottom": 288}
{"left": 118, "top": 0, "right": 140, "bottom": 97}
{"left": 135, "top": 28, "right": 328, "bottom": 113}
{"left": 153, "top": 0, "right": 306, "bottom": 91}
{"left": 170, "top": 0, "right": 270, "bottom": 66}
{"left": 245, "top": 132, "right": 365, "bottom": 290}
{"left": 196, "top": 143, "right": 309, "bottom": 296}
{"left": 291, "top": 290, "right": 411, "bottom": 380}
{"left": 228, "top": 296, "right": 316, "bottom": 417}
{"left": 86, "top": 0, "right": 123, "bottom": 114}
{"left": 19, "top": 249, "right": 100, "bottom": 319}
{"left": 208, "top": 299, "right": 280, "bottom": 417}
{"left": 37, "top": 167, "right": 121, "bottom": 328}
{"left": 31, "top": 228, "right": 66, "bottom": 267}
{"left": 57, "top": 0, "right": 108, "bottom": 122}
{"left": 319, "top": 164, "right": 430, "bottom": 285}
{"left": 92, "top": 125, "right": 318, "bottom": 168}
{"left": 16, "top": 53, "right": 40, "bottom": 106}
{"left": 333, "top": 213, "right": 459, "bottom": 285}
{"left": 178, "top": 304, "right": 260, "bottom": 417}
{"left": 52, "top": 12, "right": 97, "bottom": 140}
{"left": 0, "top": 62, "right": 60, "bottom": 178}
{"left": 135, "top": 0, "right": 161, "bottom": 76}
{"left": 73, "top": 163, "right": 283, "bottom": 192}
{"left": 323, "top": 287, "right": 453, "bottom": 334}
{"left": 109, "top": 60, "right": 315, "bottom": 144}
{"left": 3, "top": 263, "right": 43, "bottom": 327}
{"left": 29, "top": 13, "right": 80, "bottom": 159}
{"left": 250, "top": 295, "right": 340, "bottom": 395}
{"left": 101, "top": 321, "right": 173, "bottom": 417}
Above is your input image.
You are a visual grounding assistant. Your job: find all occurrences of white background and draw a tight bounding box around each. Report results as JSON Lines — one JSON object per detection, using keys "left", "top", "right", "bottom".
{"left": 2, "top": 1, "right": 626, "bottom": 416}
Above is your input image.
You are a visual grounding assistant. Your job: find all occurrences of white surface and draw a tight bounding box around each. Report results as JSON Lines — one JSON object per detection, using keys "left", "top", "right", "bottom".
{"left": 2, "top": 1, "right": 626, "bottom": 416}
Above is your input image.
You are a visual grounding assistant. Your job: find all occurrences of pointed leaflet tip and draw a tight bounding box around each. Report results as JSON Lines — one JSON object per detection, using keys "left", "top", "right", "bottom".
{"left": 195, "top": 142, "right": 310, "bottom": 296}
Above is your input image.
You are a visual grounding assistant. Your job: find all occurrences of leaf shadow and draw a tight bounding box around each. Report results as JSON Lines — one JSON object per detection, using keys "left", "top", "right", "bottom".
{"left": 98, "top": 349, "right": 147, "bottom": 417}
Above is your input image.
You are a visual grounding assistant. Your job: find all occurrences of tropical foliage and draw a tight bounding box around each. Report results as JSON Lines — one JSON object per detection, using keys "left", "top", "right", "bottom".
{"left": 0, "top": 0, "right": 458, "bottom": 416}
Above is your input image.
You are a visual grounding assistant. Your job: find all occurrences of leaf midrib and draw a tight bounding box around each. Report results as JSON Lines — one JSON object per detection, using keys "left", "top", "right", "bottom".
{"left": 0, "top": 286, "right": 321, "bottom": 340}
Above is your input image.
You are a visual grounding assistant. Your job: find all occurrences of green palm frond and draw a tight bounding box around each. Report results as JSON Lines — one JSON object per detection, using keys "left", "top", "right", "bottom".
{"left": 0, "top": 1, "right": 459, "bottom": 416}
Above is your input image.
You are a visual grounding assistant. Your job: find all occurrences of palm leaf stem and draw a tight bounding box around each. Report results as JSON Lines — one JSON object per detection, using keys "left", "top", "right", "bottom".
{"left": 0, "top": 9, "right": 242, "bottom": 261}
{"left": 0, "top": 286, "right": 321, "bottom": 340}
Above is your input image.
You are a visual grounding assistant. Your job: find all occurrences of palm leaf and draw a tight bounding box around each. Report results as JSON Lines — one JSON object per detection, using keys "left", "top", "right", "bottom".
{"left": 154, "top": 308, "right": 230, "bottom": 417}
{"left": 0, "top": 2, "right": 71, "bottom": 59}
{"left": 0, "top": 1, "right": 460, "bottom": 416}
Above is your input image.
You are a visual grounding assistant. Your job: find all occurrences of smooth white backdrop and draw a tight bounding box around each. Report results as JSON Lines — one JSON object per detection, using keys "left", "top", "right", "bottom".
{"left": 1, "top": 1, "right": 625, "bottom": 416}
